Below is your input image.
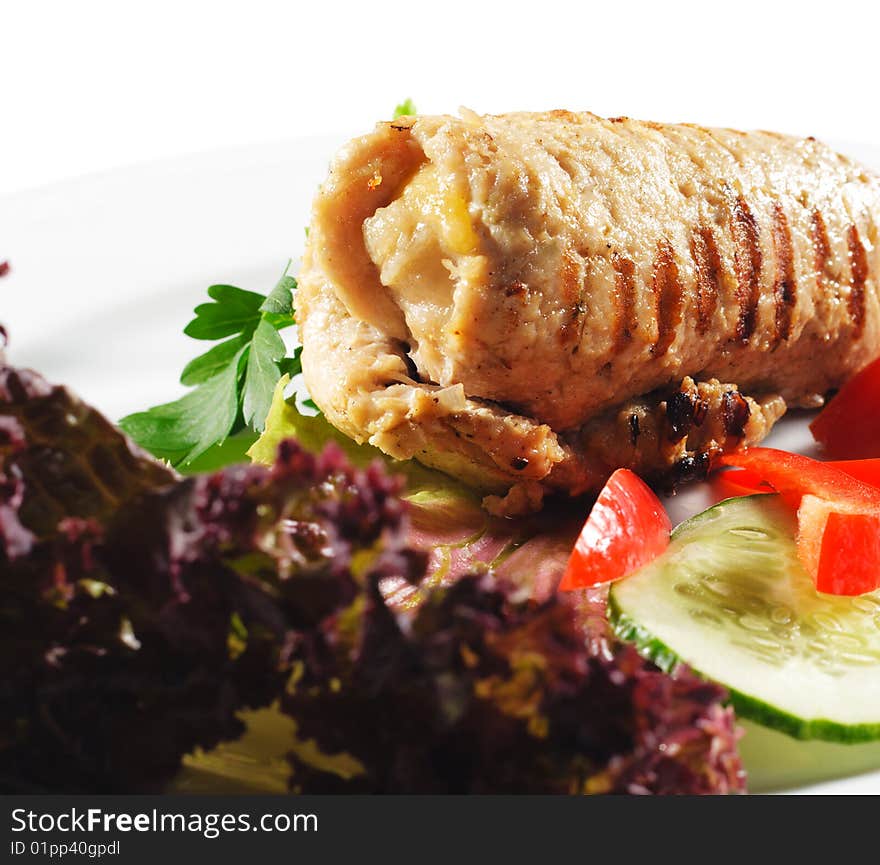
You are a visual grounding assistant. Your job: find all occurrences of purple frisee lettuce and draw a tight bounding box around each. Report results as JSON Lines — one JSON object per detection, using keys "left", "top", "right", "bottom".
{"left": 0, "top": 362, "right": 745, "bottom": 793}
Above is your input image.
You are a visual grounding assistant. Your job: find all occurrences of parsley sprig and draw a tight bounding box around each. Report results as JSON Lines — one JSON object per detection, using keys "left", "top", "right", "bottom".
{"left": 122, "top": 102, "right": 415, "bottom": 470}
{"left": 393, "top": 98, "right": 416, "bottom": 118}
{"left": 120, "top": 266, "right": 302, "bottom": 467}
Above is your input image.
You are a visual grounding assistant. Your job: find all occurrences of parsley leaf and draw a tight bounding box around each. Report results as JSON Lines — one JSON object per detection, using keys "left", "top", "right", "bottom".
{"left": 120, "top": 344, "right": 246, "bottom": 465}
{"left": 260, "top": 270, "right": 296, "bottom": 316}
{"left": 393, "top": 98, "right": 417, "bottom": 118}
{"left": 242, "top": 318, "right": 286, "bottom": 430}
{"left": 184, "top": 285, "right": 265, "bottom": 340}
{"left": 120, "top": 265, "right": 304, "bottom": 467}
{"left": 179, "top": 336, "right": 245, "bottom": 386}
{"left": 279, "top": 345, "right": 303, "bottom": 379}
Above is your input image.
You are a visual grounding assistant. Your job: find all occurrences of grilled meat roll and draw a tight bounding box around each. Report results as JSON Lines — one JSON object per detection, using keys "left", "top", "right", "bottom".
{"left": 298, "top": 110, "right": 880, "bottom": 514}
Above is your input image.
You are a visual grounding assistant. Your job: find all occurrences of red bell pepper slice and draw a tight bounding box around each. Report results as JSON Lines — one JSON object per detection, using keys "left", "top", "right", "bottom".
{"left": 719, "top": 458, "right": 880, "bottom": 498}
{"left": 826, "top": 459, "right": 880, "bottom": 489}
{"left": 810, "top": 356, "right": 880, "bottom": 459}
{"left": 718, "top": 448, "right": 880, "bottom": 510}
{"left": 798, "top": 496, "right": 880, "bottom": 596}
{"left": 558, "top": 469, "right": 671, "bottom": 591}
{"left": 720, "top": 448, "right": 880, "bottom": 595}
{"left": 715, "top": 467, "right": 775, "bottom": 498}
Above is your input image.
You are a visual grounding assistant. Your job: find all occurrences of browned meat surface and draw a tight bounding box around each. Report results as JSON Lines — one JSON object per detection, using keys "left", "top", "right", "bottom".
{"left": 298, "top": 110, "right": 880, "bottom": 513}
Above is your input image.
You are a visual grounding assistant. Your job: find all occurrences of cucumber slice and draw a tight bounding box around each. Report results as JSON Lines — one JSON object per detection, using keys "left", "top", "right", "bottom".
{"left": 608, "top": 495, "right": 880, "bottom": 742}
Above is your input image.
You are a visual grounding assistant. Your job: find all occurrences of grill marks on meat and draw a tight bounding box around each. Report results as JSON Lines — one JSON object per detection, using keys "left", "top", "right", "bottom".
{"left": 806, "top": 209, "right": 867, "bottom": 339}
{"left": 693, "top": 200, "right": 863, "bottom": 349}
{"left": 609, "top": 233, "right": 699, "bottom": 358}
{"left": 690, "top": 227, "right": 722, "bottom": 335}
{"left": 628, "top": 412, "right": 640, "bottom": 446}
{"left": 665, "top": 389, "right": 700, "bottom": 442}
{"left": 672, "top": 452, "right": 712, "bottom": 485}
{"left": 810, "top": 209, "right": 832, "bottom": 286}
{"left": 558, "top": 248, "right": 584, "bottom": 349}
{"left": 721, "top": 390, "right": 751, "bottom": 438}
{"left": 847, "top": 224, "right": 869, "bottom": 339}
{"left": 611, "top": 253, "right": 637, "bottom": 348}
{"left": 648, "top": 194, "right": 871, "bottom": 366}
{"left": 651, "top": 240, "right": 684, "bottom": 358}
{"left": 576, "top": 377, "right": 784, "bottom": 495}
{"left": 730, "top": 196, "right": 762, "bottom": 342}
{"left": 771, "top": 202, "right": 797, "bottom": 345}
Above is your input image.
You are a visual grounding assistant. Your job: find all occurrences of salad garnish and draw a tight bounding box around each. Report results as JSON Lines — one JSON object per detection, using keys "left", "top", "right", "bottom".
{"left": 609, "top": 493, "right": 880, "bottom": 742}
{"left": 558, "top": 468, "right": 671, "bottom": 591}
{"left": 0, "top": 358, "right": 744, "bottom": 793}
{"left": 810, "top": 355, "right": 880, "bottom": 460}
{"left": 393, "top": 98, "right": 417, "bottom": 118}
{"left": 119, "top": 265, "right": 303, "bottom": 466}
{"left": 720, "top": 448, "right": 880, "bottom": 596}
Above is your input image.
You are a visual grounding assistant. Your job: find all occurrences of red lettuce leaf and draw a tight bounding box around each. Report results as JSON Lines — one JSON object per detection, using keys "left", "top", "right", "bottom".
{"left": 1, "top": 361, "right": 745, "bottom": 794}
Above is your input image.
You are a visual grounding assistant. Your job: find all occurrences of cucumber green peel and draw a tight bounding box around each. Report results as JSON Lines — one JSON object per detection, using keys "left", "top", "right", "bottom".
{"left": 608, "top": 495, "right": 880, "bottom": 743}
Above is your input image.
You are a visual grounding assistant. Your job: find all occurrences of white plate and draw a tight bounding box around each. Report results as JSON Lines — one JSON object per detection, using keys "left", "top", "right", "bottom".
{"left": 2, "top": 134, "right": 880, "bottom": 794}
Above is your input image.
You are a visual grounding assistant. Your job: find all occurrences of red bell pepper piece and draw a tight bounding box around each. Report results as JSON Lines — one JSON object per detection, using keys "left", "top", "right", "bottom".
{"left": 715, "top": 467, "right": 774, "bottom": 498}
{"left": 718, "top": 448, "right": 880, "bottom": 510}
{"left": 558, "top": 469, "right": 671, "bottom": 591}
{"left": 826, "top": 459, "right": 880, "bottom": 490}
{"left": 798, "top": 496, "right": 880, "bottom": 596}
{"left": 719, "top": 458, "right": 880, "bottom": 498}
{"left": 810, "top": 356, "right": 880, "bottom": 459}
{"left": 720, "top": 448, "right": 880, "bottom": 595}
{"left": 817, "top": 512, "right": 880, "bottom": 595}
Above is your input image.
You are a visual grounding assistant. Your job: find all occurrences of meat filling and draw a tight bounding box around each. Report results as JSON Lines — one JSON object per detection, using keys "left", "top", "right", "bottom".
{"left": 364, "top": 162, "right": 486, "bottom": 386}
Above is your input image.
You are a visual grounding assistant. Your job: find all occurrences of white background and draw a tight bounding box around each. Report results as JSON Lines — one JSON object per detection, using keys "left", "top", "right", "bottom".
{"left": 3, "top": 0, "right": 880, "bottom": 196}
